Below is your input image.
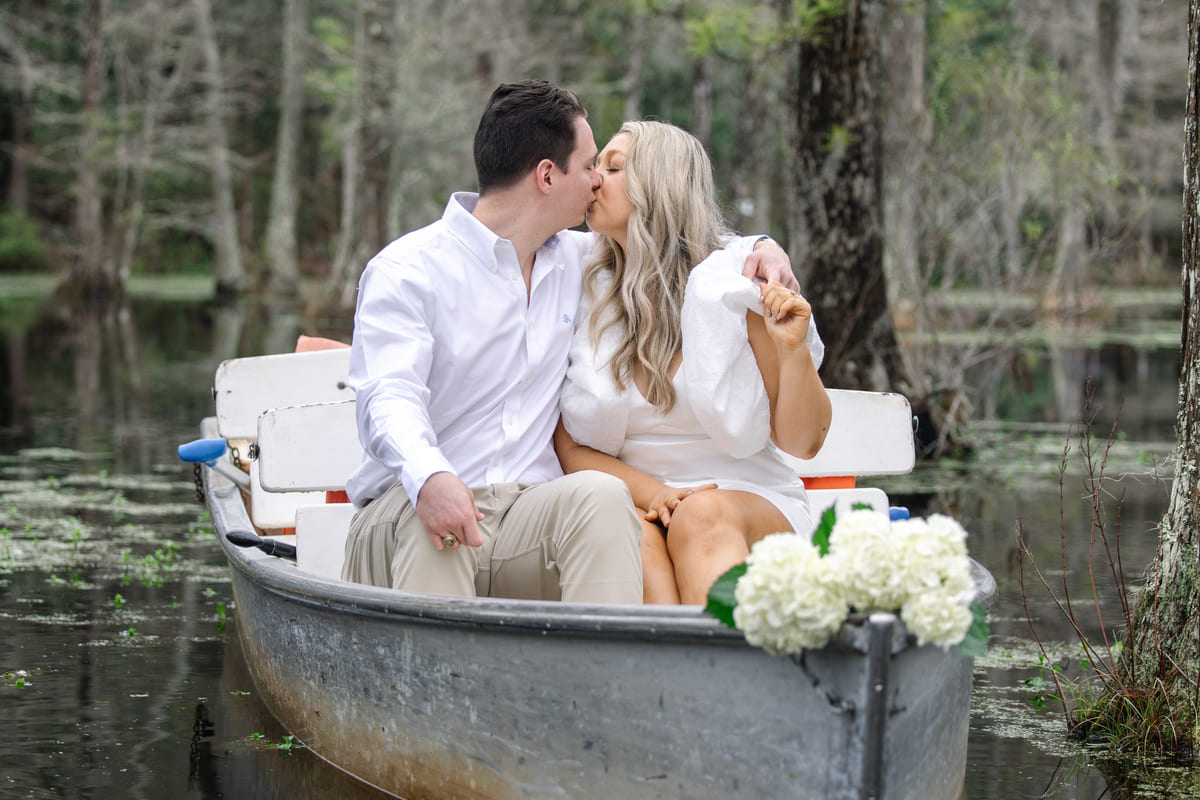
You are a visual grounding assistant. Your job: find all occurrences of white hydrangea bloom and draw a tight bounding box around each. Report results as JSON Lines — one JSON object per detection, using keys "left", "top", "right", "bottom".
{"left": 901, "top": 590, "right": 975, "bottom": 647}
{"left": 828, "top": 509, "right": 910, "bottom": 611}
{"left": 733, "top": 533, "right": 848, "bottom": 655}
{"left": 906, "top": 514, "right": 969, "bottom": 562}
{"left": 827, "top": 510, "right": 976, "bottom": 613}
{"left": 729, "top": 512, "right": 979, "bottom": 655}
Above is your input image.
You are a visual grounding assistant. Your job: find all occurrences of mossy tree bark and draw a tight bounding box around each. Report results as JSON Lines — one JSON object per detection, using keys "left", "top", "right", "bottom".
{"left": 1117, "top": 0, "right": 1200, "bottom": 724}
{"left": 789, "top": 0, "right": 911, "bottom": 396}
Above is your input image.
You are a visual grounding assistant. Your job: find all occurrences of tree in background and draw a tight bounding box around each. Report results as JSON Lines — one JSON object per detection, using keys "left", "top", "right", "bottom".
{"left": 194, "top": 0, "right": 245, "bottom": 295}
{"left": 0, "top": 0, "right": 1185, "bottom": 414}
{"left": 788, "top": 0, "right": 912, "bottom": 398}
{"left": 264, "top": 0, "right": 306, "bottom": 295}
{"left": 72, "top": 0, "right": 111, "bottom": 293}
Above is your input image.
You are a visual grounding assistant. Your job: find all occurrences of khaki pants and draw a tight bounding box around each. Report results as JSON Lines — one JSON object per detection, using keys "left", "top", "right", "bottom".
{"left": 341, "top": 471, "right": 643, "bottom": 604}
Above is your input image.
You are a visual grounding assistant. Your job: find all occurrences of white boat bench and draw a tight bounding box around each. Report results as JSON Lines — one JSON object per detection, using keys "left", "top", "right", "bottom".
{"left": 215, "top": 350, "right": 917, "bottom": 581}
{"left": 211, "top": 347, "right": 353, "bottom": 542}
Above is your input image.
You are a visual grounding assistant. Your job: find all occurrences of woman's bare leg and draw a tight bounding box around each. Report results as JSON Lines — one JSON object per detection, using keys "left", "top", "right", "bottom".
{"left": 666, "top": 490, "right": 793, "bottom": 605}
{"left": 639, "top": 514, "right": 681, "bottom": 604}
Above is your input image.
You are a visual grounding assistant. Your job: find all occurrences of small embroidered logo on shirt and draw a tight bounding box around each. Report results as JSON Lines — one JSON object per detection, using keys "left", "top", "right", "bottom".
{"left": 562, "top": 314, "right": 572, "bottom": 324}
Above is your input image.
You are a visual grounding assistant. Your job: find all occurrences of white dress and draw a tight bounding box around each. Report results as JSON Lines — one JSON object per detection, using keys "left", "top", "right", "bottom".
{"left": 559, "top": 243, "right": 824, "bottom": 535}
{"left": 618, "top": 363, "right": 814, "bottom": 534}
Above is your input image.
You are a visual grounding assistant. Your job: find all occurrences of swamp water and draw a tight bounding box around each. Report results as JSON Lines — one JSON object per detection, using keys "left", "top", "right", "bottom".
{"left": 0, "top": 283, "right": 1189, "bottom": 799}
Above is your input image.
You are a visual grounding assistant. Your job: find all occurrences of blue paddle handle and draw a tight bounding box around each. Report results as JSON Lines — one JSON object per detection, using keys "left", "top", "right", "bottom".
{"left": 178, "top": 437, "right": 229, "bottom": 466}
{"left": 178, "top": 437, "right": 250, "bottom": 488}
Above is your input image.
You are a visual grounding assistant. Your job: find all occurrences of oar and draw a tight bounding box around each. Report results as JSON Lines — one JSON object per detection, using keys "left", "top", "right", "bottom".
{"left": 177, "top": 437, "right": 251, "bottom": 488}
{"left": 224, "top": 528, "right": 297, "bottom": 561}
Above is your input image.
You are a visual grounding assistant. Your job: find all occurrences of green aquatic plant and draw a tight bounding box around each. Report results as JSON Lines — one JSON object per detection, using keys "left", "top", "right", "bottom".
{"left": 188, "top": 510, "right": 212, "bottom": 535}
{"left": 276, "top": 734, "right": 306, "bottom": 755}
{"left": 248, "top": 731, "right": 307, "bottom": 756}
{"left": 109, "top": 492, "right": 127, "bottom": 522}
{"left": 3, "top": 670, "right": 31, "bottom": 688}
{"left": 1024, "top": 652, "right": 1064, "bottom": 710}
{"left": 122, "top": 541, "right": 184, "bottom": 587}
{"left": 1069, "top": 678, "right": 1196, "bottom": 753}
{"left": 1017, "top": 390, "right": 1197, "bottom": 759}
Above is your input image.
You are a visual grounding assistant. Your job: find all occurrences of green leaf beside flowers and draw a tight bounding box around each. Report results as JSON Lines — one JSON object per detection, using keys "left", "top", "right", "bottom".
{"left": 952, "top": 601, "right": 990, "bottom": 658}
{"left": 705, "top": 562, "right": 747, "bottom": 629}
{"left": 811, "top": 506, "right": 836, "bottom": 556}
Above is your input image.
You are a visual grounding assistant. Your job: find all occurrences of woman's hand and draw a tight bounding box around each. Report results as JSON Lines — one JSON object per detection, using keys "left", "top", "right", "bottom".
{"left": 759, "top": 280, "right": 812, "bottom": 353}
{"left": 644, "top": 483, "right": 718, "bottom": 527}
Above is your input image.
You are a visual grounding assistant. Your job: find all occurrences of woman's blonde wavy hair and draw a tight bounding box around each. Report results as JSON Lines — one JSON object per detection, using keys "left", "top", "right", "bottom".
{"left": 583, "top": 120, "right": 732, "bottom": 414}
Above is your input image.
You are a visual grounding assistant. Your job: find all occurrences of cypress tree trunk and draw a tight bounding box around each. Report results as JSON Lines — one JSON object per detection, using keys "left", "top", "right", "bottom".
{"left": 5, "top": 0, "right": 34, "bottom": 216}
{"left": 790, "top": 0, "right": 910, "bottom": 395}
{"left": 71, "top": 0, "right": 115, "bottom": 293}
{"left": 194, "top": 0, "right": 245, "bottom": 295}
{"left": 328, "top": 0, "right": 368, "bottom": 307}
{"left": 265, "top": 0, "right": 307, "bottom": 294}
{"left": 1117, "top": 0, "right": 1200, "bottom": 727}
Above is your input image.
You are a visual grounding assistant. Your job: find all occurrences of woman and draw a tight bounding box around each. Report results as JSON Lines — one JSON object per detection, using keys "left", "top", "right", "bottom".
{"left": 555, "top": 121, "right": 832, "bottom": 604}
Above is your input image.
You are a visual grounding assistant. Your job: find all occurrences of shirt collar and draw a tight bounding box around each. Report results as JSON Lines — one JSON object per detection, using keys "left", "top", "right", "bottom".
{"left": 444, "top": 192, "right": 565, "bottom": 273}
{"left": 444, "top": 192, "right": 500, "bottom": 271}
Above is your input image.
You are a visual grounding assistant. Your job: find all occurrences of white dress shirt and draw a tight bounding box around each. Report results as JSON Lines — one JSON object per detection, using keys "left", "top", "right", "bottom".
{"left": 345, "top": 192, "right": 594, "bottom": 507}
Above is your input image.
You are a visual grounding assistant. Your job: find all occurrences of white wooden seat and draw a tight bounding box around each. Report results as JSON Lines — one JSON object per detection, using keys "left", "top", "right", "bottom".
{"left": 778, "top": 390, "right": 915, "bottom": 477}
{"left": 257, "top": 400, "right": 360, "bottom": 492}
{"left": 251, "top": 390, "right": 916, "bottom": 579}
{"left": 214, "top": 349, "right": 353, "bottom": 439}
{"left": 776, "top": 389, "right": 916, "bottom": 532}
{"left": 255, "top": 399, "right": 361, "bottom": 577}
{"left": 212, "top": 349, "right": 353, "bottom": 530}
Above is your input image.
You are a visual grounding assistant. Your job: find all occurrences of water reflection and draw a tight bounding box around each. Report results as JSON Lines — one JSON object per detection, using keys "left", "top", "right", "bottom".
{"left": 0, "top": 284, "right": 1189, "bottom": 798}
{"left": 189, "top": 701, "right": 217, "bottom": 794}
{"left": 0, "top": 289, "right": 353, "bottom": 460}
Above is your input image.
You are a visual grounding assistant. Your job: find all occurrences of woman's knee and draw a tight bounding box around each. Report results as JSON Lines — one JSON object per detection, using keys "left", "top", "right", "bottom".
{"left": 670, "top": 491, "right": 737, "bottom": 535}
{"left": 666, "top": 493, "right": 746, "bottom": 561}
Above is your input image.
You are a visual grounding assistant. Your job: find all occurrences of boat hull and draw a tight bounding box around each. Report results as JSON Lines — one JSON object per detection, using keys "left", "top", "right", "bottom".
{"left": 204, "top": 435, "right": 987, "bottom": 799}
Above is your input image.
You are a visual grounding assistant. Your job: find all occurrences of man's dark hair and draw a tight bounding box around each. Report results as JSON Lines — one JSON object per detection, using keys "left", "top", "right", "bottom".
{"left": 474, "top": 80, "right": 587, "bottom": 194}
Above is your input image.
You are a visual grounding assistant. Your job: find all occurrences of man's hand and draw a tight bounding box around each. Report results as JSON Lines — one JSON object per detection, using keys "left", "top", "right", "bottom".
{"left": 415, "top": 471, "right": 485, "bottom": 550}
{"left": 743, "top": 238, "right": 800, "bottom": 292}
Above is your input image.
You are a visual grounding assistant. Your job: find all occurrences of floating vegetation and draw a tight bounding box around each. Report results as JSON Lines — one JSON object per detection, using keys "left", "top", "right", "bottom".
{"left": 0, "top": 452, "right": 231, "bottom": 659}
{"left": 248, "top": 732, "right": 308, "bottom": 756}
{"left": 973, "top": 635, "right": 1094, "bottom": 761}
{"left": 2, "top": 670, "right": 32, "bottom": 688}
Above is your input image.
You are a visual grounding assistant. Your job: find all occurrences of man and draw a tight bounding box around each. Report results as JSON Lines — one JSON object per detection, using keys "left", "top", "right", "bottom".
{"left": 341, "top": 80, "right": 795, "bottom": 604}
